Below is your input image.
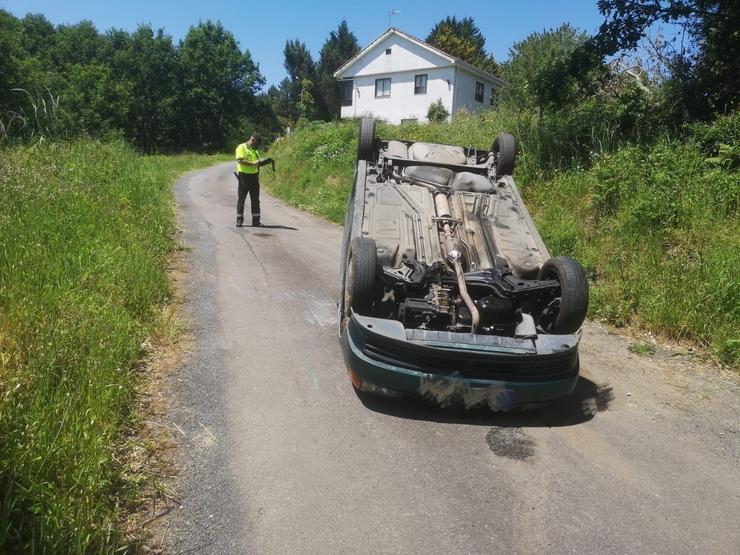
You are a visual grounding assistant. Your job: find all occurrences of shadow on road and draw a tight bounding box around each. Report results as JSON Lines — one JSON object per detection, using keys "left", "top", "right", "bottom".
{"left": 234, "top": 224, "right": 298, "bottom": 231}
{"left": 256, "top": 224, "right": 298, "bottom": 230}
{"left": 356, "top": 376, "right": 614, "bottom": 428}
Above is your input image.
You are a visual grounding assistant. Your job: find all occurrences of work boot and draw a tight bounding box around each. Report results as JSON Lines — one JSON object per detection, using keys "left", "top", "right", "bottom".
{"left": 252, "top": 215, "right": 261, "bottom": 227}
{"left": 236, "top": 214, "right": 244, "bottom": 227}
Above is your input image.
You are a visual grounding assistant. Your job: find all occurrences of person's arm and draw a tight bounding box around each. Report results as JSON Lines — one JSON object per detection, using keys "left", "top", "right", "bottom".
{"left": 235, "top": 144, "right": 258, "bottom": 166}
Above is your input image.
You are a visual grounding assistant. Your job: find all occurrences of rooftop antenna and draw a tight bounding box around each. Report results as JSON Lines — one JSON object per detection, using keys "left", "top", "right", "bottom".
{"left": 388, "top": 9, "right": 401, "bottom": 28}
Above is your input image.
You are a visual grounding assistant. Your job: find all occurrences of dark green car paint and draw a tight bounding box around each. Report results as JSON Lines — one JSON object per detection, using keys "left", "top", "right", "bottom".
{"left": 341, "top": 312, "right": 579, "bottom": 408}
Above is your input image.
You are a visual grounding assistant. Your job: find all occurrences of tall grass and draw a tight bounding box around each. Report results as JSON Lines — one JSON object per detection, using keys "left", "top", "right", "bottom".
{"left": 0, "top": 140, "right": 223, "bottom": 552}
{"left": 527, "top": 134, "right": 739, "bottom": 364}
{"left": 262, "top": 111, "right": 739, "bottom": 365}
{"left": 1, "top": 88, "right": 64, "bottom": 146}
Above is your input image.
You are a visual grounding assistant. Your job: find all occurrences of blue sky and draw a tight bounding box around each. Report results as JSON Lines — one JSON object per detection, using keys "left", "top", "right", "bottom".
{"left": 2, "top": 0, "right": 607, "bottom": 88}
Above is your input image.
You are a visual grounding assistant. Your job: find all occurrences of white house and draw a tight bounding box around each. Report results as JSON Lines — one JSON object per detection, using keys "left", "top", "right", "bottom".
{"left": 333, "top": 28, "right": 504, "bottom": 124}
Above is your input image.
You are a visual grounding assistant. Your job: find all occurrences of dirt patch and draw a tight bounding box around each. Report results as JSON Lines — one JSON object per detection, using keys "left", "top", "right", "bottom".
{"left": 601, "top": 322, "right": 731, "bottom": 370}
{"left": 325, "top": 175, "right": 342, "bottom": 188}
{"left": 116, "top": 243, "right": 194, "bottom": 552}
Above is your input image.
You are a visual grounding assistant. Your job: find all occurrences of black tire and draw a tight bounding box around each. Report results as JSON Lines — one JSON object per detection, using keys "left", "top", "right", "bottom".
{"left": 537, "top": 257, "right": 589, "bottom": 334}
{"left": 491, "top": 133, "right": 516, "bottom": 176}
{"left": 345, "top": 237, "right": 379, "bottom": 315}
{"left": 357, "top": 117, "right": 376, "bottom": 162}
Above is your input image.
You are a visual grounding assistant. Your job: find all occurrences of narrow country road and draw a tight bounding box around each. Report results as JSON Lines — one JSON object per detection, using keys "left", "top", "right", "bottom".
{"left": 162, "top": 163, "right": 739, "bottom": 554}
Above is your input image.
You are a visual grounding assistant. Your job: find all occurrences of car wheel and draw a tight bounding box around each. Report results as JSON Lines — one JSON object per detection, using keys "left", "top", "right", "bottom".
{"left": 536, "top": 257, "right": 589, "bottom": 334}
{"left": 357, "top": 117, "right": 376, "bottom": 162}
{"left": 491, "top": 133, "right": 516, "bottom": 176}
{"left": 345, "top": 237, "right": 379, "bottom": 316}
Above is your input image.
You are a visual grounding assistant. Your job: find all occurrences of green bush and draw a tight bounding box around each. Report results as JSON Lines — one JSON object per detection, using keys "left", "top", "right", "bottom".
{"left": 0, "top": 140, "right": 223, "bottom": 552}
{"left": 426, "top": 99, "right": 449, "bottom": 122}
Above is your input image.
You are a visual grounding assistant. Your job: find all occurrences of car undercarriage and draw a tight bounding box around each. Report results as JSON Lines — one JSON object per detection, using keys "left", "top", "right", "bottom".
{"left": 343, "top": 119, "right": 588, "bottom": 340}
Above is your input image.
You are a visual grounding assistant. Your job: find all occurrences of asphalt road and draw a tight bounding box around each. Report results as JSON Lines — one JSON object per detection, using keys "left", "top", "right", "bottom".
{"left": 163, "top": 163, "right": 739, "bottom": 554}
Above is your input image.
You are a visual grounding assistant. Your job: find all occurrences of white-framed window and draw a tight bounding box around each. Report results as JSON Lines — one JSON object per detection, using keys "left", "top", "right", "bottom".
{"left": 340, "top": 80, "right": 353, "bottom": 107}
{"left": 414, "top": 74, "right": 428, "bottom": 95}
{"left": 475, "top": 81, "right": 484, "bottom": 103}
{"left": 375, "top": 78, "right": 391, "bottom": 98}
{"left": 490, "top": 87, "right": 498, "bottom": 106}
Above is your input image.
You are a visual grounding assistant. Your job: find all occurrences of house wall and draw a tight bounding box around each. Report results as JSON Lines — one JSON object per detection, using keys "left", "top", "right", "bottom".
{"left": 452, "top": 67, "right": 500, "bottom": 115}
{"left": 340, "top": 66, "right": 455, "bottom": 124}
{"left": 338, "top": 33, "right": 456, "bottom": 124}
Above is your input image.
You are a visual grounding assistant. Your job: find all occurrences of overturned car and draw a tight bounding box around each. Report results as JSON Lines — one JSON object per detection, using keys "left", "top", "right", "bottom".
{"left": 339, "top": 118, "right": 588, "bottom": 409}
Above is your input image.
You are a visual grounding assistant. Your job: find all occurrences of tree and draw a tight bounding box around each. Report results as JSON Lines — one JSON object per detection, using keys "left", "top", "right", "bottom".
{"left": 266, "top": 81, "right": 293, "bottom": 128}
{"left": 59, "top": 63, "right": 130, "bottom": 135}
{"left": 690, "top": 0, "right": 739, "bottom": 114}
{"left": 176, "top": 21, "right": 264, "bottom": 149}
{"left": 571, "top": 0, "right": 739, "bottom": 118}
{"left": 239, "top": 93, "right": 281, "bottom": 143}
{"left": 20, "top": 13, "right": 55, "bottom": 57}
{"left": 502, "top": 24, "right": 592, "bottom": 110}
{"left": 0, "top": 10, "right": 280, "bottom": 149}
{"left": 0, "top": 9, "right": 55, "bottom": 138}
{"left": 49, "top": 21, "right": 104, "bottom": 68}
{"left": 273, "top": 39, "right": 317, "bottom": 125}
{"left": 284, "top": 39, "right": 316, "bottom": 83}
{"left": 104, "top": 25, "right": 180, "bottom": 152}
{"left": 316, "top": 20, "right": 360, "bottom": 119}
{"left": 427, "top": 16, "right": 500, "bottom": 75}
{"left": 297, "top": 78, "right": 317, "bottom": 124}
{"left": 0, "top": 10, "right": 28, "bottom": 112}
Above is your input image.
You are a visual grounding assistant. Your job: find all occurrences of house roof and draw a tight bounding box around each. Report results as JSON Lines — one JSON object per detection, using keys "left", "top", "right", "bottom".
{"left": 333, "top": 27, "right": 504, "bottom": 86}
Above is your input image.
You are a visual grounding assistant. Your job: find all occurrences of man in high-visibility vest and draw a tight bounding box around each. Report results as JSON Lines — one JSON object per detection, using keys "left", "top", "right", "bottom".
{"left": 235, "top": 134, "right": 272, "bottom": 227}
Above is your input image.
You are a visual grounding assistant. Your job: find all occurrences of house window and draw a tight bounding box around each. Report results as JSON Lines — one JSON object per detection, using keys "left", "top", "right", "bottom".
{"left": 475, "top": 81, "right": 484, "bottom": 103}
{"left": 340, "top": 81, "right": 353, "bottom": 107}
{"left": 385, "top": 48, "right": 392, "bottom": 55}
{"left": 414, "top": 74, "right": 427, "bottom": 94}
{"left": 375, "top": 78, "right": 391, "bottom": 98}
{"left": 490, "top": 87, "right": 497, "bottom": 106}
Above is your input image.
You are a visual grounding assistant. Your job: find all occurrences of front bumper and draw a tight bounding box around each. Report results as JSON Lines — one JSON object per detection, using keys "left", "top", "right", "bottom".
{"left": 340, "top": 313, "right": 580, "bottom": 410}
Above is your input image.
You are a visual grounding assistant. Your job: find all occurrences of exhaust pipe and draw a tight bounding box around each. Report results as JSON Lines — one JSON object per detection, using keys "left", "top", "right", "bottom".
{"left": 434, "top": 193, "right": 480, "bottom": 333}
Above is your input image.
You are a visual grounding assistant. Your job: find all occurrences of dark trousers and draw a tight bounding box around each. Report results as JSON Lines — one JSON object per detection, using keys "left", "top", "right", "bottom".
{"left": 237, "top": 172, "right": 260, "bottom": 225}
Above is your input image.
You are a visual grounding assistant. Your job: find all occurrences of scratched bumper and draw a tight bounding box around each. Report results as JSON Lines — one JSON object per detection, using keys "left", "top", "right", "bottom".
{"left": 340, "top": 312, "right": 580, "bottom": 409}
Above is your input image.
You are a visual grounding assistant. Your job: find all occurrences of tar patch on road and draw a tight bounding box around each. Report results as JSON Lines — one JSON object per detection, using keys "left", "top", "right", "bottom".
{"left": 253, "top": 232, "right": 274, "bottom": 238}
{"left": 486, "top": 427, "right": 535, "bottom": 460}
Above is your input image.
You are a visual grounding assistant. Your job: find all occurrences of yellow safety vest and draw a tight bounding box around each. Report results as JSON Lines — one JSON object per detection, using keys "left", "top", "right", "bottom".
{"left": 235, "top": 143, "right": 260, "bottom": 174}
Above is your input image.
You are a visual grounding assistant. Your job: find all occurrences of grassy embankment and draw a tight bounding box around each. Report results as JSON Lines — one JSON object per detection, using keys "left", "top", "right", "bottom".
{"left": 0, "top": 140, "right": 225, "bottom": 552}
{"left": 261, "top": 111, "right": 739, "bottom": 365}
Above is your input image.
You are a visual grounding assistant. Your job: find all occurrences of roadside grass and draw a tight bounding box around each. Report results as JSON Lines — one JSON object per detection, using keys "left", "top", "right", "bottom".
{"left": 526, "top": 135, "right": 739, "bottom": 365}
{"left": 0, "top": 140, "right": 224, "bottom": 552}
{"left": 262, "top": 112, "right": 739, "bottom": 366}
{"left": 629, "top": 342, "right": 657, "bottom": 356}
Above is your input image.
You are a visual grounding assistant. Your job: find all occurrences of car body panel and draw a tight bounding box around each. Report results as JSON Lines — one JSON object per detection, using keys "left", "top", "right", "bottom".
{"left": 342, "top": 312, "right": 579, "bottom": 409}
